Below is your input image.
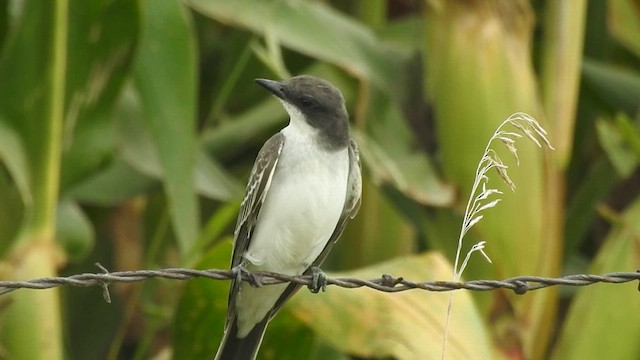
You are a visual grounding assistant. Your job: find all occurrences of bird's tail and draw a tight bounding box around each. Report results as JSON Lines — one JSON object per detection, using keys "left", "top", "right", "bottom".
{"left": 214, "top": 316, "right": 269, "bottom": 360}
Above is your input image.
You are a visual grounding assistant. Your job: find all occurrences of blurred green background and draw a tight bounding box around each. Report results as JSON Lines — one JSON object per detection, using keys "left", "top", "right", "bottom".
{"left": 0, "top": 0, "right": 639, "bottom": 359}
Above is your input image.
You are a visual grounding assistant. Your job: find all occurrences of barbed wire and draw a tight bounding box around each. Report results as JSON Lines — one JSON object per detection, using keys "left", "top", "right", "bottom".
{"left": 1, "top": 263, "right": 639, "bottom": 303}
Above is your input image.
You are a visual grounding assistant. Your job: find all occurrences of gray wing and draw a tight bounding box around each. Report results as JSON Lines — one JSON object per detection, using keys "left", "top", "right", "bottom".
{"left": 228, "top": 133, "right": 284, "bottom": 309}
{"left": 269, "top": 138, "right": 362, "bottom": 316}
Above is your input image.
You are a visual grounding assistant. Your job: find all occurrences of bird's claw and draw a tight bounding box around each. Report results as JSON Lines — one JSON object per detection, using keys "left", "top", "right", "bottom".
{"left": 307, "top": 266, "right": 327, "bottom": 293}
{"left": 231, "top": 264, "right": 262, "bottom": 287}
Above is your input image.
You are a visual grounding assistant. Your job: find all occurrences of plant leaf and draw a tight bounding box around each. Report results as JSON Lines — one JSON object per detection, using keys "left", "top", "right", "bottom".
{"left": 116, "top": 85, "right": 241, "bottom": 202}
{"left": 186, "top": 0, "right": 402, "bottom": 96}
{"left": 60, "top": 0, "right": 139, "bottom": 193}
{"left": 552, "top": 198, "right": 640, "bottom": 360}
{"left": 290, "top": 252, "right": 495, "bottom": 360}
{"left": 173, "top": 240, "right": 231, "bottom": 360}
{"left": 608, "top": 0, "right": 640, "bottom": 58}
{"left": 595, "top": 117, "right": 638, "bottom": 178}
{"left": 65, "top": 157, "right": 155, "bottom": 206}
{"left": 134, "top": 0, "right": 199, "bottom": 255}
{"left": 354, "top": 130, "right": 454, "bottom": 207}
{"left": 0, "top": 120, "right": 32, "bottom": 206}
{"left": 582, "top": 59, "right": 640, "bottom": 115}
{"left": 55, "top": 200, "right": 94, "bottom": 262}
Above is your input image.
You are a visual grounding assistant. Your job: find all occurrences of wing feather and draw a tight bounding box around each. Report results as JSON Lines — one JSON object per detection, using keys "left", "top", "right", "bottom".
{"left": 227, "top": 133, "right": 284, "bottom": 314}
{"left": 231, "top": 133, "right": 285, "bottom": 267}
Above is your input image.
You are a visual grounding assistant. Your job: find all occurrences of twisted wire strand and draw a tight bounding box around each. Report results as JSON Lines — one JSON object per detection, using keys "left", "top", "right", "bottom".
{"left": 1, "top": 264, "right": 639, "bottom": 302}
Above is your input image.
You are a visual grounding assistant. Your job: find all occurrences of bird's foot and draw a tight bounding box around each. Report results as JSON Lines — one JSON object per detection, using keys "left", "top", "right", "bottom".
{"left": 307, "top": 266, "right": 328, "bottom": 294}
{"left": 230, "top": 263, "right": 262, "bottom": 287}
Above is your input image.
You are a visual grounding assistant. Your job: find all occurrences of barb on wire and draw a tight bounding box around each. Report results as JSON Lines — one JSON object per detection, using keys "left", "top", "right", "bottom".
{"left": 1, "top": 264, "right": 639, "bottom": 301}
{"left": 95, "top": 263, "right": 112, "bottom": 303}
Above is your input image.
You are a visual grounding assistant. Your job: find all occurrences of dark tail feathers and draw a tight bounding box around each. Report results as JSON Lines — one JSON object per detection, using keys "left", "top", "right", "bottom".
{"left": 214, "top": 317, "right": 269, "bottom": 360}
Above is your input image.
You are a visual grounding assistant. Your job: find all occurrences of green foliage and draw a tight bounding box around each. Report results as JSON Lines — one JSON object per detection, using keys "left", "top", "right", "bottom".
{"left": 174, "top": 241, "right": 231, "bottom": 359}
{"left": 134, "top": 0, "right": 200, "bottom": 257}
{"left": 552, "top": 198, "right": 640, "bottom": 360}
{"left": 290, "top": 253, "right": 494, "bottom": 359}
{"left": 0, "top": 0, "right": 638, "bottom": 359}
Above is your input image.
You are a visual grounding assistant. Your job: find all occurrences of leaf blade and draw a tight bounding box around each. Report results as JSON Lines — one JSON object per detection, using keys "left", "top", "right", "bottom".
{"left": 134, "top": 0, "right": 200, "bottom": 256}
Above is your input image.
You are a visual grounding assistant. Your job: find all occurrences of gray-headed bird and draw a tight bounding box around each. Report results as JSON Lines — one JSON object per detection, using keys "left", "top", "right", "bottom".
{"left": 214, "top": 75, "right": 362, "bottom": 360}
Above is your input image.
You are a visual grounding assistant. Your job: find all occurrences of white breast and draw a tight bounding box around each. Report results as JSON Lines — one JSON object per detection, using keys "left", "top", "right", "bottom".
{"left": 244, "top": 125, "right": 349, "bottom": 272}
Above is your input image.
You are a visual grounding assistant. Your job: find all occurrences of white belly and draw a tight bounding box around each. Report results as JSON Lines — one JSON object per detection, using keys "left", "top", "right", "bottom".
{"left": 236, "top": 125, "right": 349, "bottom": 337}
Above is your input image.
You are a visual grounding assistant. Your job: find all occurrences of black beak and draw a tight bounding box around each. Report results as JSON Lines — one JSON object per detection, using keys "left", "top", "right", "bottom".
{"left": 255, "top": 78, "right": 286, "bottom": 100}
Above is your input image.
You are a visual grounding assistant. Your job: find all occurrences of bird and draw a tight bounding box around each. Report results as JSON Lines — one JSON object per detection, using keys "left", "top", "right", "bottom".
{"left": 214, "top": 75, "right": 362, "bottom": 360}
